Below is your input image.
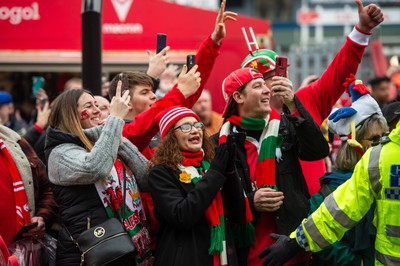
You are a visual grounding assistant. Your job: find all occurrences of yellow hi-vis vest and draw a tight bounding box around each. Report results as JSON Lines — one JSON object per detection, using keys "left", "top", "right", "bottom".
{"left": 291, "top": 126, "right": 400, "bottom": 265}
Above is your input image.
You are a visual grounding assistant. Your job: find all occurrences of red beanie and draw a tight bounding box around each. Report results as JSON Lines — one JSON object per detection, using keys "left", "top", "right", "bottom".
{"left": 221, "top": 68, "right": 263, "bottom": 117}
{"left": 156, "top": 106, "right": 200, "bottom": 138}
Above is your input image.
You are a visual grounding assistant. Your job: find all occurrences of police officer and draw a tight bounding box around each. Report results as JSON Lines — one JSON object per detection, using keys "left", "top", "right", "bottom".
{"left": 259, "top": 118, "right": 400, "bottom": 266}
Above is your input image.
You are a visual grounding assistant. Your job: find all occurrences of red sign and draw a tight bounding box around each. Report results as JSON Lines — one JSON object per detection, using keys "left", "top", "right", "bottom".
{"left": 297, "top": 10, "right": 319, "bottom": 25}
{"left": 0, "top": 0, "right": 271, "bottom": 113}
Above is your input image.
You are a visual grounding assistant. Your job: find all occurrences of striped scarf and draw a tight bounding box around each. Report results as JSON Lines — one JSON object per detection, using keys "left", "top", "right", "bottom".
{"left": 179, "top": 151, "right": 227, "bottom": 266}
{"left": 219, "top": 110, "right": 281, "bottom": 189}
{"left": 0, "top": 137, "right": 31, "bottom": 233}
{"left": 94, "top": 159, "right": 153, "bottom": 266}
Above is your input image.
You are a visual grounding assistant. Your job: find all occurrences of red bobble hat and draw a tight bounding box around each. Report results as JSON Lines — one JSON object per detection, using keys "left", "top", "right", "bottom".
{"left": 156, "top": 106, "right": 200, "bottom": 138}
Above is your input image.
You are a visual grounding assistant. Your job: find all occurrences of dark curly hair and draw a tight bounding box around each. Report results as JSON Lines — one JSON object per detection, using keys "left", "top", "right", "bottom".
{"left": 150, "top": 128, "right": 215, "bottom": 171}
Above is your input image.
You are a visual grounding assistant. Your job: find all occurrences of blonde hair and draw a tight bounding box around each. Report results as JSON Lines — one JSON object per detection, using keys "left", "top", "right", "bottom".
{"left": 48, "top": 89, "right": 94, "bottom": 151}
{"left": 335, "top": 114, "right": 388, "bottom": 170}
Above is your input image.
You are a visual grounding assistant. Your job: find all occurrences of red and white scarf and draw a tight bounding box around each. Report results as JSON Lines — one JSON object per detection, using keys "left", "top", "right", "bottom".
{"left": 94, "top": 159, "right": 154, "bottom": 266}
{"left": 219, "top": 110, "right": 281, "bottom": 189}
{"left": 0, "top": 137, "right": 31, "bottom": 233}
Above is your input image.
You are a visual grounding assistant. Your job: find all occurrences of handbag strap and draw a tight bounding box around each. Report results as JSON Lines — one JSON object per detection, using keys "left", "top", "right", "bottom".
{"left": 121, "top": 165, "right": 127, "bottom": 222}
{"left": 64, "top": 160, "right": 130, "bottom": 244}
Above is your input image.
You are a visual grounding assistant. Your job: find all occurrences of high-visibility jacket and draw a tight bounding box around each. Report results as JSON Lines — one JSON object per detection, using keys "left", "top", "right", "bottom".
{"left": 291, "top": 120, "right": 400, "bottom": 265}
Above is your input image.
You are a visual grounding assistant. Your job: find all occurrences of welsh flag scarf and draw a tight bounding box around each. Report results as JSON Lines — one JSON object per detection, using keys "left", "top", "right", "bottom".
{"left": 94, "top": 159, "right": 154, "bottom": 266}
{"left": 180, "top": 151, "right": 227, "bottom": 266}
{"left": 219, "top": 110, "right": 281, "bottom": 189}
{"left": 0, "top": 137, "right": 31, "bottom": 233}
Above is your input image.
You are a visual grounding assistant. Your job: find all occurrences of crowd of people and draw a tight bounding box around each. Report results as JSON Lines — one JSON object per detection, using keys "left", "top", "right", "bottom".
{"left": 1, "top": 0, "right": 400, "bottom": 265}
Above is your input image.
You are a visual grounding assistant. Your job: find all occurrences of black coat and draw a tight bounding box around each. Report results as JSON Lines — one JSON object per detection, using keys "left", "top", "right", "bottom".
{"left": 149, "top": 165, "right": 241, "bottom": 266}
{"left": 45, "top": 127, "right": 109, "bottom": 266}
{"left": 212, "top": 95, "right": 330, "bottom": 235}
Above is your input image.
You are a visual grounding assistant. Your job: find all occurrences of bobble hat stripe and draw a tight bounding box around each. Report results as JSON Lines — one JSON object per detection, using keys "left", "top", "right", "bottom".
{"left": 158, "top": 106, "right": 200, "bottom": 138}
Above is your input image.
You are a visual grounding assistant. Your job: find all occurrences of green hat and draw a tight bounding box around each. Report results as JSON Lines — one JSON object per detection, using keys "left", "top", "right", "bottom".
{"left": 240, "top": 49, "right": 278, "bottom": 74}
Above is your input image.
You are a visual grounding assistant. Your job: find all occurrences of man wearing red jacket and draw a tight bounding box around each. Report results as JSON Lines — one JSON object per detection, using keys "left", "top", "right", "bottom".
{"left": 239, "top": 1, "right": 384, "bottom": 265}
{"left": 241, "top": 0, "right": 384, "bottom": 197}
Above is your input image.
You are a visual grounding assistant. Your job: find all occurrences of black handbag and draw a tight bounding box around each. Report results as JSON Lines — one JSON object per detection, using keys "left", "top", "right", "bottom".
{"left": 68, "top": 169, "right": 137, "bottom": 266}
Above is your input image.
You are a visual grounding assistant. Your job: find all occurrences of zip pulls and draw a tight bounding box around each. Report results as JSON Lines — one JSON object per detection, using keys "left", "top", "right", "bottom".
{"left": 87, "top": 215, "right": 91, "bottom": 230}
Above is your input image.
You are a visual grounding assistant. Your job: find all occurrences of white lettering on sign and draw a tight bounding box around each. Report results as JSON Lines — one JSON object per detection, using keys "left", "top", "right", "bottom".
{"left": 0, "top": 2, "right": 40, "bottom": 25}
{"left": 103, "top": 23, "right": 143, "bottom": 34}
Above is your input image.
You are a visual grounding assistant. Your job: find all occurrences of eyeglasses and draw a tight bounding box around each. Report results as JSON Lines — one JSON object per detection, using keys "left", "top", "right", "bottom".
{"left": 173, "top": 122, "right": 204, "bottom": 133}
{"left": 362, "top": 133, "right": 389, "bottom": 146}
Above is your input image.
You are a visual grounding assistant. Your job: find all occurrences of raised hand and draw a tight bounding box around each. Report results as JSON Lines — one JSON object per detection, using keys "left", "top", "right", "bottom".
{"left": 110, "top": 80, "right": 131, "bottom": 119}
{"left": 211, "top": 0, "right": 238, "bottom": 45}
{"left": 356, "top": 0, "right": 384, "bottom": 33}
{"left": 177, "top": 65, "right": 201, "bottom": 98}
{"left": 209, "top": 142, "right": 229, "bottom": 174}
{"left": 146, "top": 46, "right": 170, "bottom": 79}
{"left": 271, "top": 76, "right": 296, "bottom": 112}
{"left": 36, "top": 100, "right": 51, "bottom": 129}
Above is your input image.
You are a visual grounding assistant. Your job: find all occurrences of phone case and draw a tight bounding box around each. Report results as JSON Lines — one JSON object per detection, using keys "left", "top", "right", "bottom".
{"left": 32, "top": 76, "right": 45, "bottom": 98}
{"left": 275, "top": 56, "right": 288, "bottom": 77}
{"left": 187, "top": 55, "right": 196, "bottom": 71}
{"left": 156, "top": 33, "right": 167, "bottom": 54}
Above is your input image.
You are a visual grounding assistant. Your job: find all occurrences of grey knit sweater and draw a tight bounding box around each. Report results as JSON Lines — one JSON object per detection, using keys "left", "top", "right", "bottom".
{"left": 47, "top": 116, "right": 149, "bottom": 191}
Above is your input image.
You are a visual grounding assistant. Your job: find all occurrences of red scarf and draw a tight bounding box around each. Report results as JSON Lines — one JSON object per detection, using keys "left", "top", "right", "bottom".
{"left": 0, "top": 137, "right": 31, "bottom": 234}
{"left": 181, "top": 151, "right": 227, "bottom": 266}
{"left": 220, "top": 112, "right": 281, "bottom": 189}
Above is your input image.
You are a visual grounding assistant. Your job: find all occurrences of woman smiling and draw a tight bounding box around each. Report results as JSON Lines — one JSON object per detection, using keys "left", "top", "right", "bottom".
{"left": 149, "top": 106, "right": 254, "bottom": 266}
{"left": 45, "top": 84, "right": 153, "bottom": 265}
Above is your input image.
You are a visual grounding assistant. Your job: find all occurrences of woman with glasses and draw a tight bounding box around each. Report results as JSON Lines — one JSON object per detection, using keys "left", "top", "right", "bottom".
{"left": 148, "top": 106, "right": 250, "bottom": 266}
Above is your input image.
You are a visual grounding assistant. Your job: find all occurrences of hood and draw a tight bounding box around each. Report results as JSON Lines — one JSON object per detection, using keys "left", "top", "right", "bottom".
{"left": 44, "top": 127, "right": 84, "bottom": 162}
{"left": 389, "top": 119, "right": 400, "bottom": 145}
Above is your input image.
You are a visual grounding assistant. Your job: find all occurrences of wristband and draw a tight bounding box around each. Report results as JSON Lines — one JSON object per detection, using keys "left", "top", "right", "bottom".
{"left": 33, "top": 123, "right": 44, "bottom": 133}
{"left": 355, "top": 24, "right": 372, "bottom": 35}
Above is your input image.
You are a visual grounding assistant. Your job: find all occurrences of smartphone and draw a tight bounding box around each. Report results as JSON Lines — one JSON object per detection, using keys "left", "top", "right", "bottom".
{"left": 39, "top": 97, "right": 49, "bottom": 110}
{"left": 119, "top": 73, "right": 129, "bottom": 95}
{"left": 274, "top": 56, "right": 289, "bottom": 78}
{"left": 156, "top": 33, "right": 167, "bottom": 54}
{"left": 186, "top": 55, "right": 196, "bottom": 72}
{"left": 13, "top": 222, "right": 38, "bottom": 241}
{"left": 32, "top": 76, "right": 45, "bottom": 98}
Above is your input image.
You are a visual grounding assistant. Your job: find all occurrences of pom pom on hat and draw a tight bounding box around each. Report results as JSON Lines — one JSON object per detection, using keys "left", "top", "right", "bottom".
{"left": 221, "top": 68, "right": 263, "bottom": 117}
{"left": 0, "top": 91, "right": 13, "bottom": 105}
{"left": 156, "top": 106, "right": 200, "bottom": 139}
{"left": 240, "top": 49, "right": 278, "bottom": 74}
{"left": 327, "top": 75, "right": 382, "bottom": 137}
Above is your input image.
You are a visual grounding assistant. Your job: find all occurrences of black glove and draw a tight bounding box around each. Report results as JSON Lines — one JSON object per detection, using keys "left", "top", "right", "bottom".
{"left": 209, "top": 142, "right": 229, "bottom": 174}
{"left": 225, "top": 135, "right": 236, "bottom": 173}
{"left": 259, "top": 233, "right": 302, "bottom": 266}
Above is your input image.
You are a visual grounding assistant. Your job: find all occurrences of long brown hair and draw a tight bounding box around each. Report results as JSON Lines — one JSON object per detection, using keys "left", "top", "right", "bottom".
{"left": 48, "top": 89, "right": 94, "bottom": 151}
{"left": 151, "top": 128, "right": 215, "bottom": 171}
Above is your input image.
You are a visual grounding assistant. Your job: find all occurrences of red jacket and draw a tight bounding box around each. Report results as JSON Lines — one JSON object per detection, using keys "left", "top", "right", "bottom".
{"left": 121, "top": 35, "right": 221, "bottom": 250}
{"left": 295, "top": 30, "right": 369, "bottom": 196}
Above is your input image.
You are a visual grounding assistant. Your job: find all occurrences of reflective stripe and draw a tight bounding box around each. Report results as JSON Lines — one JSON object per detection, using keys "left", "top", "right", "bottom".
{"left": 386, "top": 225, "right": 400, "bottom": 238}
{"left": 368, "top": 145, "right": 383, "bottom": 199}
{"left": 324, "top": 195, "right": 357, "bottom": 228}
{"left": 376, "top": 250, "right": 400, "bottom": 265}
{"left": 303, "top": 216, "right": 331, "bottom": 249}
